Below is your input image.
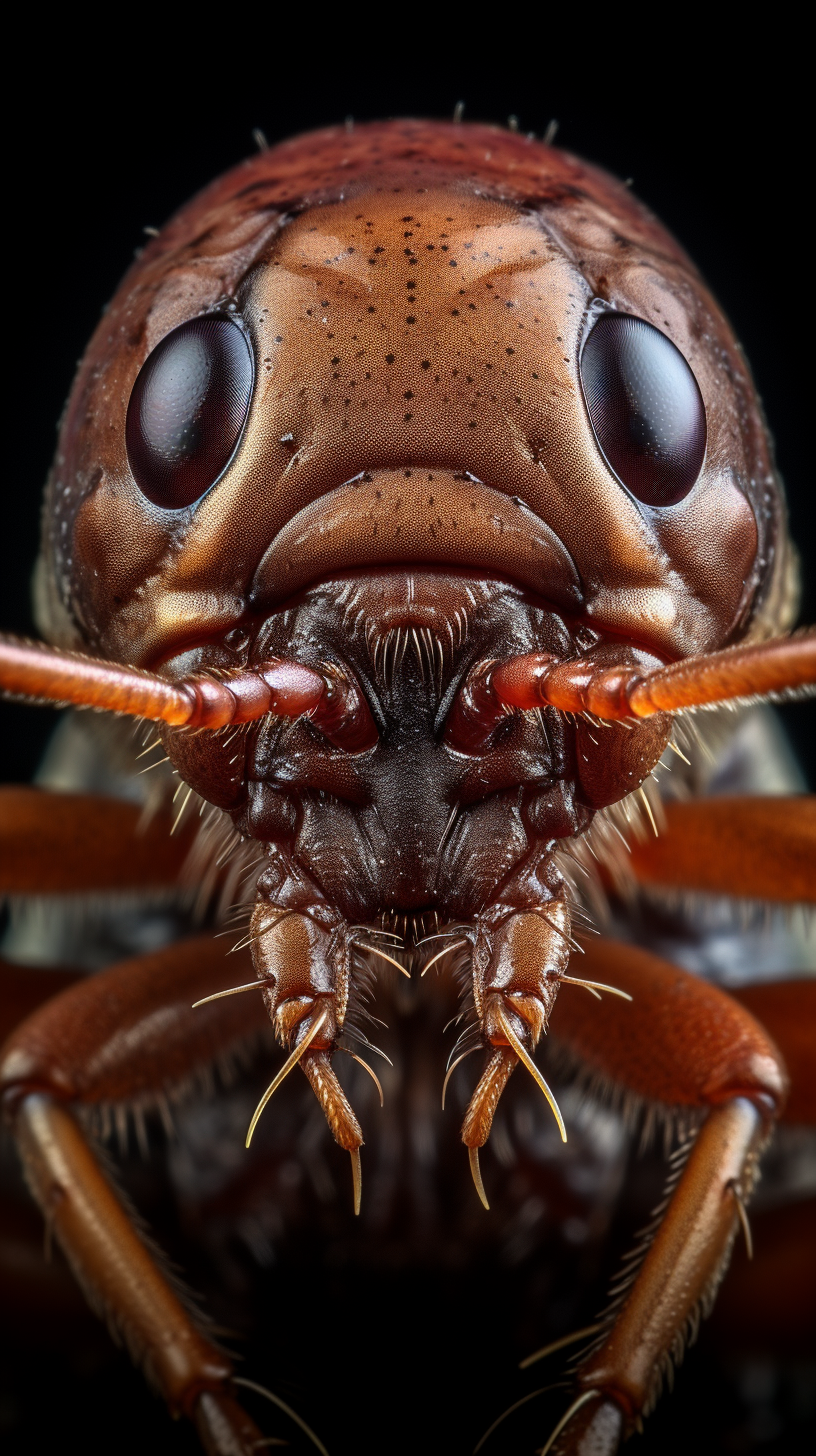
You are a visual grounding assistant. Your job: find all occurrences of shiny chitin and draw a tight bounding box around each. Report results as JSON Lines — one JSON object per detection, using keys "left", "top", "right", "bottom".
{"left": 0, "top": 121, "right": 814, "bottom": 1453}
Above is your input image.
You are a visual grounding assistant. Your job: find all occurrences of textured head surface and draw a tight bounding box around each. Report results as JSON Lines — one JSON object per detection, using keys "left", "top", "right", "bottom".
{"left": 38, "top": 119, "right": 791, "bottom": 664}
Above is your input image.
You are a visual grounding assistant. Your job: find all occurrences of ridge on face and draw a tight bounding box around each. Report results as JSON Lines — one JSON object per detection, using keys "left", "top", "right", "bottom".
{"left": 38, "top": 121, "right": 788, "bottom": 673}
{"left": 7, "top": 124, "right": 806, "bottom": 1327}
{"left": 165, "top": 570, "right": 669, "bottom": 922}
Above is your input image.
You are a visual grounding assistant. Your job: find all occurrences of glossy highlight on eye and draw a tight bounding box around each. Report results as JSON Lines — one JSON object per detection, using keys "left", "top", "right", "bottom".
{"left": 580, "top": 312, "right": 706, "bottom": 507}
{"left": 1, "top": 118, "right": 812, "bottom": 1456}
{"left": 126, "top": 315, "right": 254, "bottom": 509}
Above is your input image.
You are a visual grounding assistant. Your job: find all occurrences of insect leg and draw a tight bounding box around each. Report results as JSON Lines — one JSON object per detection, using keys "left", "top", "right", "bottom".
{"left": 729, "top": 978, "right": 816, "bottom": 1126}
{"left": 539, "top": 936, "right": 788, "bottom": 1454}
{"left": 0, "top": 785, "right": 196, "bottom": 894}
{"left": 626, "top": 794, "right": 815, "bottom": 905}
{"left": 705, "top": 979, "right": 816, "bottom": 1356}
{"left": 0, "top": 958, "right": 82, "bottom": 1039}
{"left": 0, "top": 933, "right": 270, "bottom": 1454}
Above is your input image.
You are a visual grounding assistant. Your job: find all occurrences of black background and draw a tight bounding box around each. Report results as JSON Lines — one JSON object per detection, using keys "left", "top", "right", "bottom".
{"left": 2, "top": 35, "right": 812, "bottom": 782}
{"left": 1, "top": 24, "right": 813, "bottom": 1456}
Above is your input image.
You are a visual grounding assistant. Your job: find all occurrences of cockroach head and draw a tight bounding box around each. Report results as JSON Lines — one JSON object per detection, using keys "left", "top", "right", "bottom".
{"left": 37, "top": 120, "right": 793, "bottom": 675}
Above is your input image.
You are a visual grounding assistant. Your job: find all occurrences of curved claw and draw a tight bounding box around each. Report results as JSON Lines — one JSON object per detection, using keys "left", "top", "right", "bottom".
{"left": 231, "top": 1376, "right": 332, "bottom": 1456}
{"left": 245, "top": 1007, "right": 329, "bottom": 1147}
{"left": 496, "top": 1006, "right": 567, "bottom": 1142}
{"left": 442, "top": 1048, "right": 478, "bottom": 1110}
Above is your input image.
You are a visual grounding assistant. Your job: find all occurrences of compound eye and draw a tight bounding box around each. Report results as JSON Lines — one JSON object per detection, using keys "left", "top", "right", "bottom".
{"left": 126, "top": 316, "right": 253, "bottom": 509}
{"left": 580, "top": 313, "right": 706, "bottom": 507}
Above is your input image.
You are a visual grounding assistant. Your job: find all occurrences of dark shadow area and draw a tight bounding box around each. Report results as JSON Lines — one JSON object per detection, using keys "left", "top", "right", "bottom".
{"left": 1, "top": 28, "right": 812, "bottom": 1456}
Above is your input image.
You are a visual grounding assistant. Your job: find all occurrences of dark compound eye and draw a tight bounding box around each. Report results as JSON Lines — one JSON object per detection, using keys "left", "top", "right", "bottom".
{"left": 126, "top": 316, "right": 253, "bottom": 509}
{"left": 580, "top": 313, "right": 706, "bottom": 507}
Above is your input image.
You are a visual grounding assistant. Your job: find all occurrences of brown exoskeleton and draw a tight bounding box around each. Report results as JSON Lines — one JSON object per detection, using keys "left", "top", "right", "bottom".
{"left": 0, "top": 119, "right": 814, "bottom": 1453}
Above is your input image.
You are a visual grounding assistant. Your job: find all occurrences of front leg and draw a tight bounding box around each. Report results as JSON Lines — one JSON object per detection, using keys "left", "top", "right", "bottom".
{"left": 0, "top": 934, "right": 275, "bottom": 1454}
{"left": 538, "top": 938, "right": 788, "bottom": 1454}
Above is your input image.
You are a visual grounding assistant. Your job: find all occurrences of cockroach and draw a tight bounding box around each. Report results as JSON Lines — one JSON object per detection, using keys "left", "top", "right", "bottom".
{"left": 0, "top": 118, "right": 814, "bottom": 1455}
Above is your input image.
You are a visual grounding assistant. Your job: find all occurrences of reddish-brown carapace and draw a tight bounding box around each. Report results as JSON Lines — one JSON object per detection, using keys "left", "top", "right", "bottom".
{"left": 0, "top": 118, "right": 814, "bottom": 1454}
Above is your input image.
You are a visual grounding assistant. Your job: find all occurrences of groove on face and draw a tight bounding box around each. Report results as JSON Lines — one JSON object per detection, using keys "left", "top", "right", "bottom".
{"left": 59, "top": 153, "right": 769, "bottom": 667}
